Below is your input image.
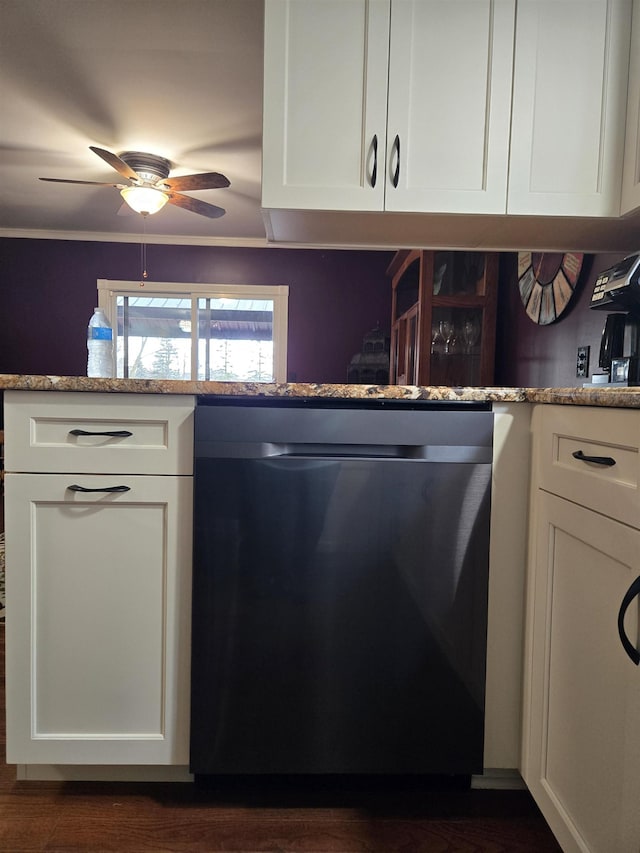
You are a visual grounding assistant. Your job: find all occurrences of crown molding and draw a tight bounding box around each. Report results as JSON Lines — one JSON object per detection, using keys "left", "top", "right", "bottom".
{"left": 0, "top": 228, "right": 271, "bottom": 249}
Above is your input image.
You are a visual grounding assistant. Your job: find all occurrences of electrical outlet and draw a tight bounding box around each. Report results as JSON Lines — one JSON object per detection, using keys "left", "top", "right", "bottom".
{"left": 576, "top": 345, "right": 590, "bottom": 378}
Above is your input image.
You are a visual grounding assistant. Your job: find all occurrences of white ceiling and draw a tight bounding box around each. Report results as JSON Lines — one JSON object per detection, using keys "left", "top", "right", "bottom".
{"left": 0, "top": 0, "right": 267, "bottom": 244}
{"left": 2, "top": 2, "right": 639, "bottom": 254}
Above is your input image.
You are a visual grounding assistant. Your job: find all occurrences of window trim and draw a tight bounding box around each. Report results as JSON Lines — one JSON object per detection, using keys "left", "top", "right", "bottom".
{"left": 97, "top": 279, "right": 289, "bottom": 382}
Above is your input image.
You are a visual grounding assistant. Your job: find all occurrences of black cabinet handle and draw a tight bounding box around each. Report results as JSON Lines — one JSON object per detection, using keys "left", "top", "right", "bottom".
{"left": 370, "top": 134, "right": 378, "bottom": 188}
{"left": 618, "top": 575, "right": 640, "bottom": 665}
{"left": 572, "top": 449, "right": 616, "bottom": 467}
{"left": 69, "top": 429, "right": 133, "bottom": 438}
{"left": 67, "top": 484, "right": 131, "bottom": 493}
{"left": 392, "top": 134, "right": 400, "bottom": 188}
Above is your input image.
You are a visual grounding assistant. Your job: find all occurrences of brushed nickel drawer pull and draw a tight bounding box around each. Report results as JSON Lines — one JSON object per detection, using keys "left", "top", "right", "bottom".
{"left": 69, "top": 429, "right": 133, "bottom": 438}
{"left": 572, "top": 449, "right": 616, "bottom": 467}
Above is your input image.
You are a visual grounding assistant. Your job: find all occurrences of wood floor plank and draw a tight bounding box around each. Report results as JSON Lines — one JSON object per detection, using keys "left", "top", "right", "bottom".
{"left": 43, "top": 813, "right": 562, "bottom": 853}
{"left": 0, "top": 798, "right": 64, "bottom": 852}
{"left": 0, "top": 625, "right": 562, "bottom": 853}
{"left": 38, "top": 789, "right": 562, "bottom": 853}
{"left": 42, "top": 818, "right": 484, "bottom": 853}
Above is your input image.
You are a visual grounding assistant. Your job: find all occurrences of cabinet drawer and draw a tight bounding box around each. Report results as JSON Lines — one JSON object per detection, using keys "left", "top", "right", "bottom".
{"left": 4, "top": 391, "right": 194, "bottom": 475}
{"left": 534, "top": 405, "right": 640, "bottom": 528}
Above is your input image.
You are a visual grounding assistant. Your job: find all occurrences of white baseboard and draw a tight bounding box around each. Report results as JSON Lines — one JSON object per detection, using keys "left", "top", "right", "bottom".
{"left": 15, "top": 764, "right": 526, "bottom": 789}
{"left": 472, "top": 769, "right": 527, "bottom": 790}
{"left": 16, "top": 764, "right": 193, "bottom": 782}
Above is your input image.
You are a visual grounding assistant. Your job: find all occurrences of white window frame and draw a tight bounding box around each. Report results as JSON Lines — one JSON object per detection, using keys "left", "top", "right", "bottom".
{"left": 97, "top": 279, "right": 289, "bottom": 382}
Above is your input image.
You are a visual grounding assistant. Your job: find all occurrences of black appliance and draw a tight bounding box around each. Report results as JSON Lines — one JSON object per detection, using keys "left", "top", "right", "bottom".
{"left": 190, "top": 398, "right": 493, "bottom": 778}
{"left": 590, "top": 252, "right": 640, "bottom": 385}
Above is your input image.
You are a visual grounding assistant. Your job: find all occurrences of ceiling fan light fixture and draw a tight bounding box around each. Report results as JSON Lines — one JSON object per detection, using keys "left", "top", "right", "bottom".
{"left": 120, "top": 185, "right": 169, "bottom": 215}
{"left": 41, "top": 148, "right": 228, "bottom": 220}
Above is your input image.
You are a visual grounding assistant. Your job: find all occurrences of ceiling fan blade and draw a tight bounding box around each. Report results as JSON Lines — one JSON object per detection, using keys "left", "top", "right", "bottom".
{"left": 168, "top": 192, "right": 226, "bottom": 219}
{"left": 164, "top": 172, "right": 230, "bottom": 192}
{"left": 39, "top": 177, "right": 123, "bottom": 187}
{"left": 89, "top": 146, "right": 140, "bottom": 181}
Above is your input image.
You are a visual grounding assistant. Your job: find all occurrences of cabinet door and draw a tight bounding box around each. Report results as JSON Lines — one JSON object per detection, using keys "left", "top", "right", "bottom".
{"left": 523, "top": 492, "right": 640, "bottom": 853}
{"left": 262, "top": 0, "right": 390, "bottom": 210}
{"left": 385, "top": 0, "right": 515, "bottom": 214}
{"left": 4, "top": 474, "right": 192, "bottom": 765}
{"left": 509, "top": 0, "right": 631, "bottom": 217}
{"left": 622, "top": 0, "right": 640, "bottom": 214}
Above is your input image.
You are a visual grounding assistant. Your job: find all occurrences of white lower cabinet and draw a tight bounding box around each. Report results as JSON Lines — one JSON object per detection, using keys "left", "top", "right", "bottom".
{"left": 523, "top": 493, "right": 640, "bottom": 853}
{"left": 523, "top": 406, "right": 640, "bottom": 853}
{"left": 4, "top": 473, "right": 192, "bottom": 765}
{"left": 3, "top": 392, "right": 194, "bottom": 769}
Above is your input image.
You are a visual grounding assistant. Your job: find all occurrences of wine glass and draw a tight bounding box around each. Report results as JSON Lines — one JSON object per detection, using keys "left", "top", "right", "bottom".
{"left": 462, "top": 316, "right": 480, "bottom": 354}
{"left": 431, "top": 321, "right": 445, "bottom": 355}
{"left": 439, "top": 319, "right": 455, "bottom": 354}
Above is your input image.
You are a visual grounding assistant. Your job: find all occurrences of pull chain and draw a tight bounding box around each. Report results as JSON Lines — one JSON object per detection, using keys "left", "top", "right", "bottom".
{"left": 140, "top": 213, "right": 149, "bottom": 284}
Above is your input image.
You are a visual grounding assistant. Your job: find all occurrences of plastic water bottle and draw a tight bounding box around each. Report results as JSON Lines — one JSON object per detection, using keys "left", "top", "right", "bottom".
{"left": 87, "top": 308, "right": 114, "bottom": 377}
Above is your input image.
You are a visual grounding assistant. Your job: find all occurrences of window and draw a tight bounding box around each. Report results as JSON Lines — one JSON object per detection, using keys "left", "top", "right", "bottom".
{"left": 97, "top": 280, "right": 288, "bottom": 382}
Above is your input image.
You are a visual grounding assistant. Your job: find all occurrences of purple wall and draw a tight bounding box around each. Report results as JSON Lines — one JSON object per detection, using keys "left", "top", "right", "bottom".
{"left": 0, "top": 238, "right": 393, "bottom": 383}
{"left": 1, "top": 237, "right": 629, "bottom": 391}
{"left": 495, "top": 251, "right": 628, "bottom": 388}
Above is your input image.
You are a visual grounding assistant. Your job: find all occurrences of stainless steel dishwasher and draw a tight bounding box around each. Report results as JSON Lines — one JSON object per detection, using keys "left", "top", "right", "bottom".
{"left": 190, "top": 398, "right": 493, "bottom": 778}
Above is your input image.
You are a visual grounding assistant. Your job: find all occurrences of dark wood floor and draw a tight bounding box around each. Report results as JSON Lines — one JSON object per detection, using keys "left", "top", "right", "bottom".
{"left": 0, "top": 624, "right": 562, "bottom": 852}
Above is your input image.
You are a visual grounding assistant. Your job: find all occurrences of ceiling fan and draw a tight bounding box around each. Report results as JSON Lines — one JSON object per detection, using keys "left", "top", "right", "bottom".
{"left": 39, "top": 146, "right": 230, "bottom": 218}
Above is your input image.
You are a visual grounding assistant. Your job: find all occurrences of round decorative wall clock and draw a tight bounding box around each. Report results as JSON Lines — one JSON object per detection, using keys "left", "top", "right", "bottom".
{"left": 517, "top": 252, "right": 584, "bottom": 325}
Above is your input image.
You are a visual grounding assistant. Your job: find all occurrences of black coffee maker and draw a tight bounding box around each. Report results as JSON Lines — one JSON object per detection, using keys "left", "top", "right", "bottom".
{"left": 589, "top": 253, "right": 640, "bottom": 386}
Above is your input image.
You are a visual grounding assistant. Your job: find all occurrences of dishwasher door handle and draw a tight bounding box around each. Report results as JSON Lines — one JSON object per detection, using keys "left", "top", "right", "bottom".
{"left": 277, "top": 450, "right": 416, "bottom": 460}
{"left": 274, "top": 445, "right": 493, "bottom": 464}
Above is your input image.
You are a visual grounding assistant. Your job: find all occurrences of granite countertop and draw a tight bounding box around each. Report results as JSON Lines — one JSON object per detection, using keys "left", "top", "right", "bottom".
{"left": 524, "top": 386, "right": 640, "bottom": 408}
{"left": 0, "top": 374, "right": 639, "bottom": 408}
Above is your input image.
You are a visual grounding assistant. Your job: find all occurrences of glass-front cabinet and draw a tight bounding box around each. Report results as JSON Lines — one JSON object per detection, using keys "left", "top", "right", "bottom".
{"left": 389, "top": 249, "right": 498, "bottom": 387}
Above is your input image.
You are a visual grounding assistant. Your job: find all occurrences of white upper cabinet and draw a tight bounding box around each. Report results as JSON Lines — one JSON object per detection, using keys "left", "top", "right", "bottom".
{"left": 262, "top": 0, "right": 516, "bottom": 215}
{"left": 385, "top": 0, "right": 514, "bottom": 214}
{"left": 508, "top": 0, "right": 632, "bottom": 217}
{"left": 263, "top": 0, "right": 636, "bottom": 223}
{"left": 262, "top": 0, "right": 390, "bottom": 210}
{"left": 622, "top": 0, "right": 640, "bottom": 214}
